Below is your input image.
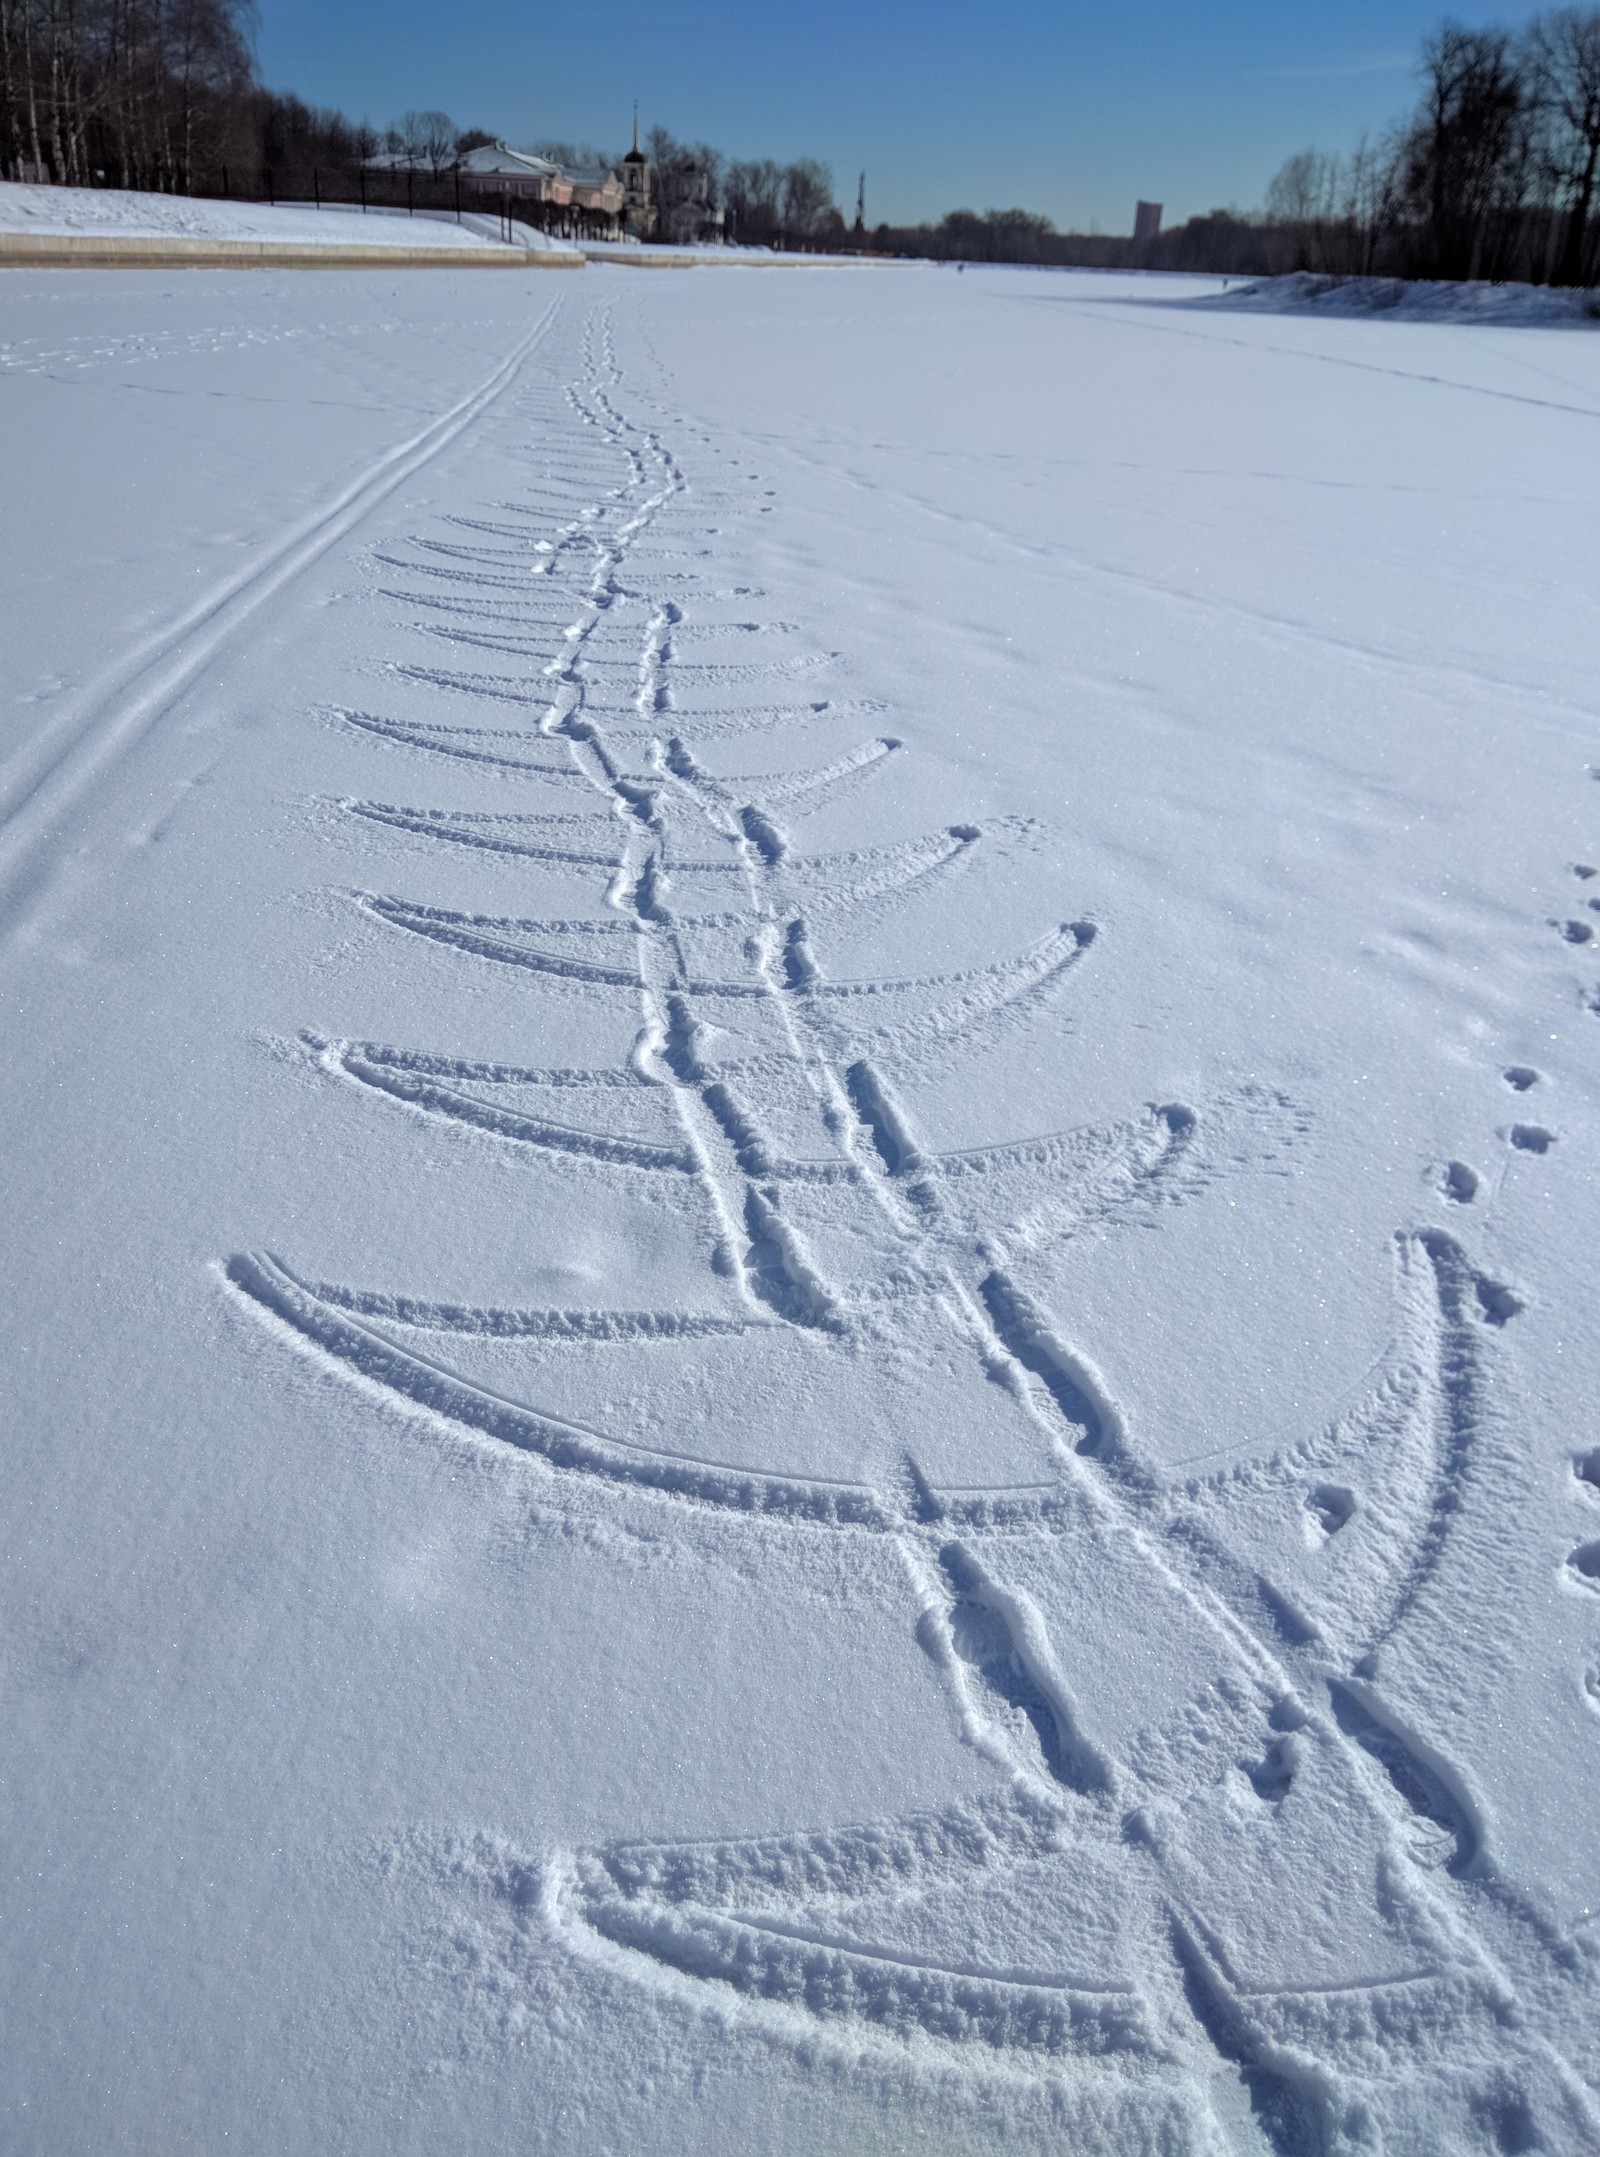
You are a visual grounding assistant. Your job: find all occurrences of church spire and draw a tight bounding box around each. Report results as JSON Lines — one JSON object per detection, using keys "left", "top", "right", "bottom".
{"left": 632, "top": 102, "right": 639, "bottom": 156}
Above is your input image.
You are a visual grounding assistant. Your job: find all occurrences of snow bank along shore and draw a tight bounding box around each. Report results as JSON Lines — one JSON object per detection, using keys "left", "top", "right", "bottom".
{"left": 0, "top": 179, "right": 581, "bottom": 267}
{"left": 1210, "top": 267, "right": 1600, "bottom": 326}
{"left": 0, "top": 184, "right": 868, "bottom": 272}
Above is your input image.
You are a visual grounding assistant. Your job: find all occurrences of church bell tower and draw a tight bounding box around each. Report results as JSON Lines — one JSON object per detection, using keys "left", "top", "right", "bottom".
{"left": 621, "top": 105, "right": 653, "bottom": 237}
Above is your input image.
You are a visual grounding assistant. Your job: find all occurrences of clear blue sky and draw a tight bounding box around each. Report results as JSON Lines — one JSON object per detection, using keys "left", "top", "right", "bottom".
{"left": 255, "top": 0, "right": 1524, "bottom": 232}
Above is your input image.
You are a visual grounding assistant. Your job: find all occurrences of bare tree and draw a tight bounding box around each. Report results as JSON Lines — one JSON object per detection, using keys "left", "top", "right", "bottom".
{"left": 726, "top": 156, "right": 783, "bottom": 242}
{"left": 1, "top": 0, "right": 255, "bottom": 189}
{"left": 724, "top": 158, "right": 837, "bottom": 246}
{"left": 1526, "top": 8, "right": 1600, "bottom": 281}
{"left": 395, "top": 107, "right": 455, "bottom": 173}
{"left": 1399, "top": 23, "right": 1533, "bottom": 276}
{"left": 1264, "top": 148, "right": 1340, "bottom": 225}
{"left": 780, "top": 158, "right": 838, "bottom": 241}
{"left": 527, "top": 139, "right": 615, "bottom": 169}
{"left": 690, "top": 140, "right": 724, "bottom": 201}
{"left": 1339, "top": 131, "right": 1403, "bottom": 273}
{"left": 1263, "top": 147, "right": 1350, "bottom": 268}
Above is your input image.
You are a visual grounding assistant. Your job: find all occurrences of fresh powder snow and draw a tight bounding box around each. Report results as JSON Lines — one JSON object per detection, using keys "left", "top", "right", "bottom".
{"left": 2, "top": 260, "right": 1599, "bottom": 2155}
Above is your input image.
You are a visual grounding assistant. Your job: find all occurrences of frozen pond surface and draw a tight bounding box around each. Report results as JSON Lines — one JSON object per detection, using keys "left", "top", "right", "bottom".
{"left": 3, "top": 261, "right": 1600, "bottom": 2154}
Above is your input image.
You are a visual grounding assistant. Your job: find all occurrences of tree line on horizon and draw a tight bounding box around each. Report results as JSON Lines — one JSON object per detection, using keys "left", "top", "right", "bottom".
{"left": 1258, "top": 12, "right": 1600, "bottom": 284}
{"left": 6, "top": 2, "right": 1595, "bottom": 285}
{"left": 0, "top": 0, "right": 458, "bottom": 196}
{"left": 0, "top": 0, "right": 845, "bottom": 243}
{"left": 862, "top": 14, "right": 1600, "bottom": 287}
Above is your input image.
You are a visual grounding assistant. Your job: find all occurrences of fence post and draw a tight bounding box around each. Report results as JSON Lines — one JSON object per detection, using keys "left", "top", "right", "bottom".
{"left": 359, "top": 165, "right": 366, "bottom": 212}
{"left": 454, "top": 165, "right": 461, "bottom": 223}
{"left": 313, "top": 166, "right": 320, "bottom": 210}
{"left": 407, "top": 167, "right": 414, "bottom": 216}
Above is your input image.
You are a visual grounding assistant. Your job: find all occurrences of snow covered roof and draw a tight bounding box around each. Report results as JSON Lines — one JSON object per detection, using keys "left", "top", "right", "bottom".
{"left": 457, "top": 144, "right": 561, "bottom": 179}
{"left": 363, "top": 142, "right": 563, "bottom": 178}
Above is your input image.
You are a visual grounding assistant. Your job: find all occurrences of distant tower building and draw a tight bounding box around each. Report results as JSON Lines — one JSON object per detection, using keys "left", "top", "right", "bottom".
{"left": 854, "top": 172, "right": 866, "bottom": 235}
{"left": 622, "top": 106, "right": 654, "bottom": 237}
{"left": 1133, "top": 199, "right": 1163, "bottom": 243}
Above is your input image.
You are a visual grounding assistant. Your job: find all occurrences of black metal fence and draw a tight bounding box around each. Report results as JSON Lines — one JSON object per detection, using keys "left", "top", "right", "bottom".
{"left": 198, "top": 164, "right": 622, "bottom": 242}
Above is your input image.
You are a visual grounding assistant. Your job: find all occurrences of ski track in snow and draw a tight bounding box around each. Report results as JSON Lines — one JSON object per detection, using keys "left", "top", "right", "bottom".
{"left": 0, "top": 301, "right": 564, "bottom": 924}
{"left": 221, "top": 299, "right": 1600, "bottom": 2150}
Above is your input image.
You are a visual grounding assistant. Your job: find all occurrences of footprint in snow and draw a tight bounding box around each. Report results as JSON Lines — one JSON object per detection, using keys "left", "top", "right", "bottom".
{"left": 1438, "top": 1160, "right": 1479, "bottom": 1204}
{"left": 1473, "top": 1274, "right": 1523, "bottom": 1325}
{"left": 1507, "top": 1124, "right": 1556, "bottom": 1154}
{"left": 1304, "top": 1483, "right": 1356, "bottom": 1541}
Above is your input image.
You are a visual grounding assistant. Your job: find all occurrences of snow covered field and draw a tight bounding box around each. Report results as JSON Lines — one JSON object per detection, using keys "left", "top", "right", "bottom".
{"left": 3, "top": 262, "right": 1600, "bottom": 2154}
